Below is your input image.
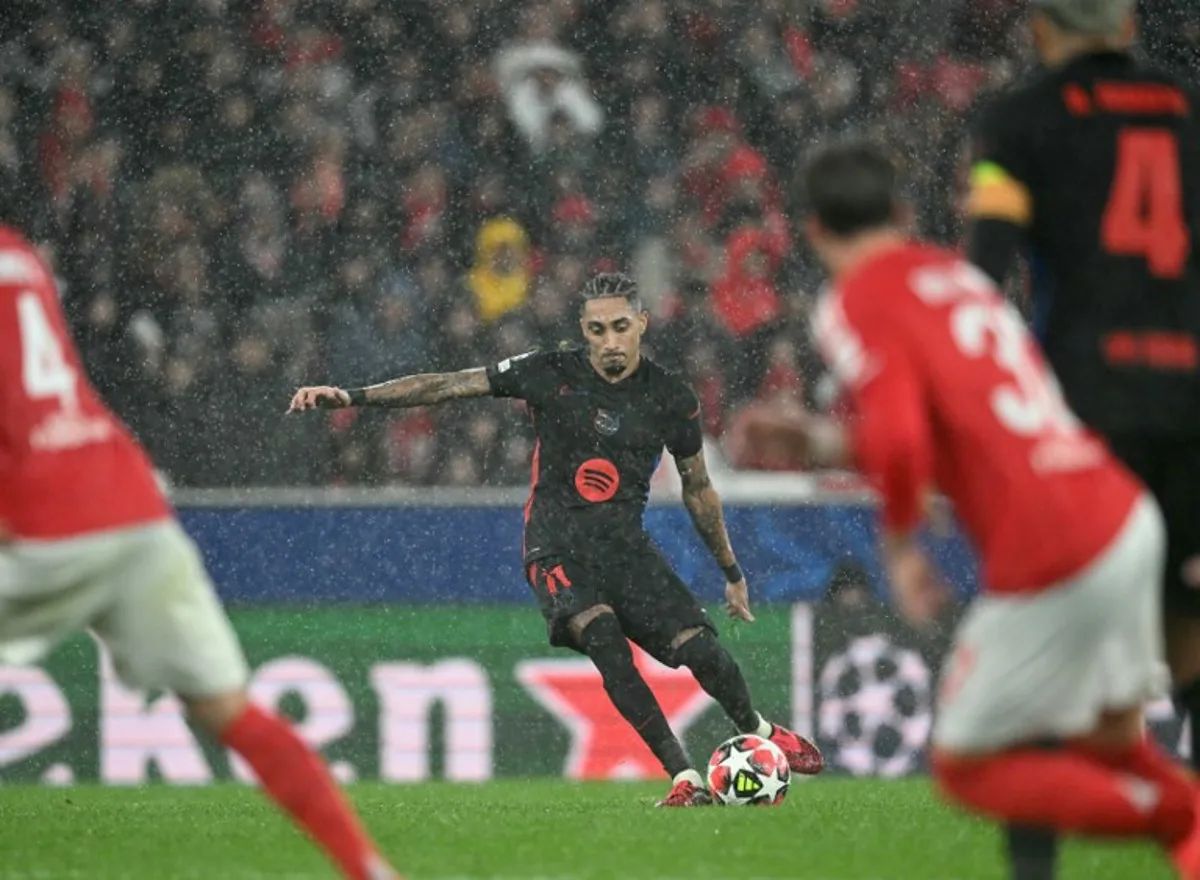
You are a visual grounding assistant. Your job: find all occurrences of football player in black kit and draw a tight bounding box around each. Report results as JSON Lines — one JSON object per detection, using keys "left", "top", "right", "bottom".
{"left": 964, "top": 0, "right": 1200, "bottom": 877}
{"left": 288, "top": 272, "right": 823, "bottom": 806}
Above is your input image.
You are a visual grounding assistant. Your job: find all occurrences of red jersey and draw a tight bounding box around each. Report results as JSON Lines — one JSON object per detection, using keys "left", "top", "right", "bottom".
{"left": 0, "top": 227, "right": 170, "bottom": 539}
{"left": 812, "top": 242, "right": 1140, "bottom": 595}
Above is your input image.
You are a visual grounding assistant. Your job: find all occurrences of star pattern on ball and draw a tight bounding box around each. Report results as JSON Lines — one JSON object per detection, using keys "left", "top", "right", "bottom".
{"left": 754, "top": 759, "right": 787, "bottom": 803}
{"left": 725, "top": 739, "right": 785, "bottom": 803}
{"left": 724, "top": 740, "right": 759, "bottom": 778}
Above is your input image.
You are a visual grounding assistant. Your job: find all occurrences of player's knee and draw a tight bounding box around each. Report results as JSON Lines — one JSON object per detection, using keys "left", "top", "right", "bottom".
{"left": 669, "top": 626, "right": 706, "bottom": 652}
{"left": 182, "top": 689, "right": 250, "bottom": 738}
{"left": 577, "top": 613, "right": 637, "bottom": 680}
{"left": 568, "top": 604, "right": 615, "bottom": 642}
{"left": 672, "top": 628, "right": 730, "bottom": 676}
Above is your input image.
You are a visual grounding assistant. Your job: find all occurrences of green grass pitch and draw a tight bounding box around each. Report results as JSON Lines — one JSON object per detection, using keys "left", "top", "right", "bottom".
{"left": 0, "top": 779, "right": 1173, "bottom": 879}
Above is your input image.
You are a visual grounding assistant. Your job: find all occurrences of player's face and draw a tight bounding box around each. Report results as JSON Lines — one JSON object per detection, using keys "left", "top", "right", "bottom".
{"left": 581, "top": 297, "right": 648, "bottom": 378}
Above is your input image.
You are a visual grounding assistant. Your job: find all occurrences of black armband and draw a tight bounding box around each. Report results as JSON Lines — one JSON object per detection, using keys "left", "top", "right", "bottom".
{"left": 346, "top": 388, "right": 368, "bottom": 407}
{"left": 722, "top": 562, "right": 743, "bottom": 584}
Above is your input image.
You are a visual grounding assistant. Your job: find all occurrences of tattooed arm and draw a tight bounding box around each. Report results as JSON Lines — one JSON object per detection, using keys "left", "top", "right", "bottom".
{"left": 287, "top": 368, "right": 493, "bottom": 412}
{"left": 676, "top": 448, "right": 754, "bottom": 621}
{"left": 677, "top": 449, "right": 735, "bottom": 567}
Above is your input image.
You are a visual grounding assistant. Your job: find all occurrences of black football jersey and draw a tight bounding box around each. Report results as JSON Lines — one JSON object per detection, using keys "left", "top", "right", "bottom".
{"left": 486, "top": 346, "right": 703, "bottom": 563}
{"left": 973, "top": 51, "right": 1200, "bottom": 435}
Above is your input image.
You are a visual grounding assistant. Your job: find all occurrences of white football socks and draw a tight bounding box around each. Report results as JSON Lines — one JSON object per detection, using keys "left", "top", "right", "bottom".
{"left": 754, "top": 714, "right": 774, "bottom": 738}
{"left": 673, "top": 768, "right": 706, "bottom": 788}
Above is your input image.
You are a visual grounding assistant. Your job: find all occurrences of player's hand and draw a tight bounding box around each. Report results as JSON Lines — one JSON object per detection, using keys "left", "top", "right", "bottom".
{"left": 727, "top": 410, "right": 848, "bottom": 471}
{"left": 923, "top": 492, "right": 955, "bottom": 538}
{"left": 800, "top": 415, "right": 850, "bottom": 470}
{"left": 724, "top": 578, "right": 755, "bottom": 623}
{"left": 883, "top": 536, "right": 949, "bottom": 630}
{"left": 288, "top": 386, "right": 350, "bottom": 413}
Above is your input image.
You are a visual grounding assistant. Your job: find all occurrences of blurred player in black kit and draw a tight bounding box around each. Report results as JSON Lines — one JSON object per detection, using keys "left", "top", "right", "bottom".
{"left": 965, "top": 0, "right": 1200, "bottom": 877}
{"left": 289, "top": 272, "right": 823, "bottom": 806}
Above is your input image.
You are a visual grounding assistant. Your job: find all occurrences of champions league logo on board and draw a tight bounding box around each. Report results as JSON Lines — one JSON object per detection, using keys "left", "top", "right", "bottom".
{"left": 593, "top": 409, "right": 620, "bottom": 436}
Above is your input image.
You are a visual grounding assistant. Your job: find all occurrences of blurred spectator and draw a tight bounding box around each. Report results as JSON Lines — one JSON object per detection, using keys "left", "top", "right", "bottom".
{"left": 466, "top": 217, "right": 534, "bottom": 323}
{"left": 823, "top": 560, "right": 880, "bottom": 614}
{"left": 709, "top": 222, "right": 789, "bottom": 403}
{"left": 7, "top": 0, "right": 1190, "bottom": 488}
{"left": 493, "top": 4, "right": 603, "bottom": 154}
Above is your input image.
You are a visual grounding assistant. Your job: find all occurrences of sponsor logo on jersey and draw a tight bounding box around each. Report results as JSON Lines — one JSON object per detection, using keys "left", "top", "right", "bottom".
{"left": 574, "top": 458, "right": 619, "bottom": 503}
{"left": 29, "top": 409, "right": 115, "bottom": 452}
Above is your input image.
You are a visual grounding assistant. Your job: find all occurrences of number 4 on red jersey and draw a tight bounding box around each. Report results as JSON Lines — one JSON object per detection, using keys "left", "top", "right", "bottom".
{"left": 0, "top": 227, "right": 169, "bottom": 540}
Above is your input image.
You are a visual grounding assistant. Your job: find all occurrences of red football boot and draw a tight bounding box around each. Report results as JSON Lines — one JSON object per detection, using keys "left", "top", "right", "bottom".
{"left": 655, "top": 771, "right": 713, "bottom": 807}
{"left": 767, "top": 724, "right": 824, "bottom": 775}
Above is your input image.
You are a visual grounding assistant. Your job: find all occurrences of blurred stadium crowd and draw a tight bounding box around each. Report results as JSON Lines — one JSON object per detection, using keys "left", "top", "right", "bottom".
{"left": 1, "top": 0, "right": 1195, "bottom": 487}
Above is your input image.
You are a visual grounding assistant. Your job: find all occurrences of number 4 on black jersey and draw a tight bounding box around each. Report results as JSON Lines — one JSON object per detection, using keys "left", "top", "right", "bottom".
{"left": 967, "top": 51, "right": 1200, "bottom": 436}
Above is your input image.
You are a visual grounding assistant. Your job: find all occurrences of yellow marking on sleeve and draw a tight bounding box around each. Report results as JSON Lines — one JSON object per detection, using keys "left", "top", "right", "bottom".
{"left": 967, "top": 163, "right": 1032, "bottom": 225}
{"left": 969, "top": 162, "right": 1013, "bottom": 187}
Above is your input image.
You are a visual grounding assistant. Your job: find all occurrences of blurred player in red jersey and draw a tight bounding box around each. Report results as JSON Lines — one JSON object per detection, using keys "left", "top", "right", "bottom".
{"left": 0, "top": 225, "right": 400, "bottom": 880}
{"left": 771, "top": 142, "right": 1200, "bottom": 877}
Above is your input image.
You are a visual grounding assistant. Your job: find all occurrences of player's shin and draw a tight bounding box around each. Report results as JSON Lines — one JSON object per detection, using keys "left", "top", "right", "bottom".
{"left": 673, "top": 629, "right": 759, "bottom": 733}
{"left": 208, "top": 700, "right": 400, "bottom": 880}
{"left": 578, "top": 614, "right": 692, "bottom": 778}
{"left": 1003, "top": 824, "right": 1059, "bottom": 880}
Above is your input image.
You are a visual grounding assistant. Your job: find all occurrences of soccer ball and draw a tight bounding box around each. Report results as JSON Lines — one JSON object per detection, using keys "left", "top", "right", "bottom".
{"left": 706, "top": 734, "right": 790, "bottom": 806}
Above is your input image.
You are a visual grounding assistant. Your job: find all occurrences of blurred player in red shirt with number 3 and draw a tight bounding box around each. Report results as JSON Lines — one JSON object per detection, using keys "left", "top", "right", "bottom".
{"left": 772, "top": 142, "right": 1200, "bottom": 878}
{"left": 0, "top": 224, "right": 400, "bottom": 880}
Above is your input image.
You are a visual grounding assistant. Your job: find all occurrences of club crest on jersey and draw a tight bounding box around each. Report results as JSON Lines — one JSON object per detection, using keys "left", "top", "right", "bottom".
{"left": 593, "top": 408, "right": 620, "bottom": 436}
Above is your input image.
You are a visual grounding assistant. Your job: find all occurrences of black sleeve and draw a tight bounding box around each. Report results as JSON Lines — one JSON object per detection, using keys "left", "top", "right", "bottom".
{"left": 967, "top": 217, "right": 1026, "bottom": 288}
{"left": 485, "top": 350, "right": 552, "bottom": 401}
{"left": 665, "top": 383, "right": 704, "bottom": 459}
{"left": 965, "top": 90, "right": 1041, "bottom": 287}
{"left": 970, "top": 92, "right": 1038, "bottom": 188}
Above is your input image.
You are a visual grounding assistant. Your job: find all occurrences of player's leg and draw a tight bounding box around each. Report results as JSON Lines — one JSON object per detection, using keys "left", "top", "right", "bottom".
{"left": 615, "top": 546, "right": 822, "bottom": 775}
{"left": 1170, "top": 615, "right": 1200, "bottom": 771}
{"left": 525, "top": 557, "right": 703, "bottom": 804}
{"left": 1156, "top": 437, "right": 1200, "bottom": 772}
{"left": 1002, "top": 824, "right": 1059, "bottom": 880}
{"left": 0, "top": 534, "right": 125, "bottom": 667}
{"left": 932, "top": 497, "right": 1195, "bottom": 869}
{"left": 935, "top": 710, "right": 1193, "bottom": 870}
{"left": 88, "top": 522, "right": 400, "bottom": 880}
{"left": 1105, "top": 434, "right": 1200, "bottom": 770}
{"left": 669, "top": 625, "right": 822, "bottom": 775}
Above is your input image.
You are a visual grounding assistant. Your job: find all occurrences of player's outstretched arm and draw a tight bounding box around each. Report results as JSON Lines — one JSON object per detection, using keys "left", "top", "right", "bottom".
{"left": 675, "top": 449, "right": 754, "bottom": 622}
{"left": 288, "top": 368, "right": 493, "bottom": 413}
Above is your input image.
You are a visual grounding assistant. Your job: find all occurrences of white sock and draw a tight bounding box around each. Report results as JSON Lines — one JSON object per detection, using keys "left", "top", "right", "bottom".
{"left": 754, "top": 714, "right": 774, "bottom": 738}
{"left": 673, "top": 768, "right": 706, "bottom": 788}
